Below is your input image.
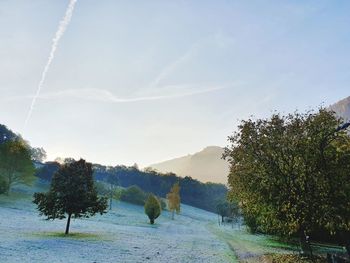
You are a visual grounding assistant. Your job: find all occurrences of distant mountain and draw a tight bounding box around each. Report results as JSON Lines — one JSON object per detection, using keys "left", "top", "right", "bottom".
{"left": 149, "top": 146, "right": 229, "bottom": 184}
{"left": 329, "top": 96, "right": 350, "bottom": 121}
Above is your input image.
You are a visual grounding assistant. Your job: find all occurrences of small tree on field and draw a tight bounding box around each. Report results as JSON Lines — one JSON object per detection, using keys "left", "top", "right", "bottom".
{"left": 33, "top": 159, "right": 108, "bottom": 234}
{"left": 105, "top": 171, "right": 119, "bottom": 210}
{"left": 144, "top": 194, "right": 161, "bottom": 224}
{"left": 216, "top": 200, "right": 229, "bottom": 223}
{"left": 0, "top": 140, "right": 35, "bottom": 195}
{"left": 167, "top": 182, "right": 181, "bottom": 220}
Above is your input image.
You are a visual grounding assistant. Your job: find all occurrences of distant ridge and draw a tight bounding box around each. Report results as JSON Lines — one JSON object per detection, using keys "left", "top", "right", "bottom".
{"left": 149, "top": 96, "right": 350, "bottom": 185}
{"left": 329, "top": 96, "right": 350, "bottom": 121}
{"left": 148, "top": 146, "right": 229, "bottom": 184}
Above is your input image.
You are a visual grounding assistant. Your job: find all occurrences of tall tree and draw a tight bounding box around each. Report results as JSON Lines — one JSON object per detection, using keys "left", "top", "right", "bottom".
{"left": 0, "top": 124, "right": 17, "bottom": 144}
{"left": 105, "top": 169, "right": 119, "bottom": 210}
{"left": 30, "top": 147, "right": 47, "bottom": 163}
{"left": 144, "top": 194, "right": 161, "bottom": 224}
{"left": 0, "top": 140, "right": 35, "bottom": 195}
{"left": 33, "top": 159, "right": 108, "bottom": 234}
{"left": 167, "top": 182, "right": 181, "bottom": 220}
{"left": 224, "top": 108, "right": 350, "bottom": 254}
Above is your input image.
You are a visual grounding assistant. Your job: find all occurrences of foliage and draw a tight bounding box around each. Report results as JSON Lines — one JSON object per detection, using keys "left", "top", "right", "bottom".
{"left": 167, "top": 182, "right": 181, "bottom": 219}
{"left": 93, "top": 165, "right": 227, "bottom": 213}
{"left": 0, "top": 124, "right": 17, "bottom": 144}
{"left": 35, "top": 161, "right": 60, "bottom": 181}
{"left": 216, "top": 200, "right": 230, "bottom": 222}
{"left": 223, "top": 108, "right": 350, "bottom": 247}
{"left": 144, "top": 194, "right": 161, "bottom": 224}
{"left": 30, "top": 147, "right": 47, "bottom": 162}
{"left": 33, "top": 159, "right": 108, "bottom": 234}
{"left": 268, "top": 254, "right": 327, "bottom": 263}
{"left": 216, "top": 200, "right": 240, "bottom": 223}
{"left": 0, "top": 140, "right": 35, "bottom": 194}
{"left": 120, "top": 185, "right": 147, "bottom": 206}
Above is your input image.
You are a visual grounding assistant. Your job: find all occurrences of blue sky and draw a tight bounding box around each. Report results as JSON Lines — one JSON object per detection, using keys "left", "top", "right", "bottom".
{"left": 0, "top": 0, "right": 350, "bottom": 166}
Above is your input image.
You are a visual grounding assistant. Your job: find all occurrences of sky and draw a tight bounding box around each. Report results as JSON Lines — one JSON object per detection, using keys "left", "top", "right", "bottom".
{"left": 1, "top": 0, "right": 350, "bottom": 167}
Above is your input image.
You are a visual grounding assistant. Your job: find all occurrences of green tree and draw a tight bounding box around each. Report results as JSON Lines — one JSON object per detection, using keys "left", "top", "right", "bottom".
{"left": 105, "top": 170, "right": 119, "bottom": 210}
{"left": 0, "top": 140, "right": 35, "bottom": 195}
{"left": 120, "top": 185, "right": 147, "bottom": 205}
{"left": 224, "top": 109, "right": 350, "bottom": 253}
{"left": 167, "top": 182, "right": 181, "bottom": 220}
{"left": 33, "top": 159, "right": 108, "bottom": 234}
{"left": 30, "top": 147, "right": 47, "bottom": 162}
{"left": 144, "top": 194, "right": 161, "bottom": 224}
{"left": 216, "top": 200, "right": 229, "bottom": 223}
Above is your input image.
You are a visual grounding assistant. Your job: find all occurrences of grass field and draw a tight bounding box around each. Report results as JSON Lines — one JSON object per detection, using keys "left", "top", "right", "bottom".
{"left": 0, "top": 182, "right": 303, "bottom": 263}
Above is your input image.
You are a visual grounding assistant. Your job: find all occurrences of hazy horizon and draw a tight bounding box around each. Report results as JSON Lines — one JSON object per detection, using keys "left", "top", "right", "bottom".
{"left": 1, "top": 0, "right": 350, "bottom": 166}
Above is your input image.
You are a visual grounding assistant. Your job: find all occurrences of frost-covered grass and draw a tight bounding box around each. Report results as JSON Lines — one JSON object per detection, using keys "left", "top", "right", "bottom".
{"left": 0, "top": 183, "right": 237, "bottom": 263}
{"left": 1, "top": 182, "right": 305, "bottom": 263}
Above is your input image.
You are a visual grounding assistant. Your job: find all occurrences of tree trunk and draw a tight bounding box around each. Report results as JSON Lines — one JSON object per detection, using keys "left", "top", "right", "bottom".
{"left": 150, "top": 218, "right": 154, "bottom": 224}
{"left": 345, "top": 242, "right": 350, "bottom": 259}
{"left": 299, "top": 232, "right": 312, "bottom": 258}
{"left": 171, "top": 210, "right": 174, "bottom": 220}
{"left": 110, "top": 197, "right": 112, "bottom": 210}
{"left": 65, "top": 213, "right": 72, "bottom": 235}
{"left": 221, "top": 215, "right": 224, "bottom": 223}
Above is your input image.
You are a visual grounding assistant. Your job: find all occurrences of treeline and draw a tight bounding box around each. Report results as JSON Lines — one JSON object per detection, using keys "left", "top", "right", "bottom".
{"left": 36, "top": 162, "right": 227, "bottom": 213}
{"left": 0, "top": 123, "right": 227, "bottom": 213}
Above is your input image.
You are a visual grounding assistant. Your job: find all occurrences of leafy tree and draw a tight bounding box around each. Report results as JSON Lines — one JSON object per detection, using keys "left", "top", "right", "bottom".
{"left": 105, "top": 171, "right": 119, "bottom": 210}
{"left": 167, "top": 182, "right": 181, "bottom": 219}
{"left": 0, "top": 124, "right": 17, "bottom": 144}
{"left": 216, "top": 200, "right": 230, "bottom": 223}
{"left": 0, "top": 140, "right": 35, "bottom": 195}
{"left": 33, "top": 159, "right": 108, "bottom": 234}
{"left": 30, "top": 147, "right": 47, "bottom": 162}
{"left": 224, "top": 108, "right": 350, "bottom": 254}
{"left": 119, "top": 185, "right": 147, "bottom": 205}
{"left": 144, "top": 194, "right": 161, "bottom": 224}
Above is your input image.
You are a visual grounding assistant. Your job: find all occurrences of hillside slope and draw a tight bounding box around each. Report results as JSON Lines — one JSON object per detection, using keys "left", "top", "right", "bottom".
{"left": 149, "top": 146, "right": 229, "bottom": 184}
{"left": 329, "top": 96, "right": 350, "bottom": 121}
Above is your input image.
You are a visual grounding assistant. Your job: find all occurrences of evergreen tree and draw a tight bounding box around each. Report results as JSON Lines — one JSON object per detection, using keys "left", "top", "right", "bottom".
{"left": 167, "top": 182, "right": 181, "bottom": 219}
{"left": 33, "top": 159, "right": 108, "bottom": 234}
{"left": 0, "top": 140, "right": 35, "bottom": 195}
{"left": 144, "top": 194, "right": 161, "bottom": 224}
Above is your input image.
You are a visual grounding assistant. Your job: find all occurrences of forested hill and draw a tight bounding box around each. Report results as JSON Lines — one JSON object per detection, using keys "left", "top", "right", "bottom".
{"left": 36, "top": 162, "right": 227, "bottom": 213}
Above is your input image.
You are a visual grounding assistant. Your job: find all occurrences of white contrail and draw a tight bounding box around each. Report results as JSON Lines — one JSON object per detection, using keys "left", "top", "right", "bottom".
{"left": 24, "top": 0, "right": 78, "bottom": 127}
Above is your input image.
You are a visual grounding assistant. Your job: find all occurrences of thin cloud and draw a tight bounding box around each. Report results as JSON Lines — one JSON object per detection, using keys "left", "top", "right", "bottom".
{"left": 2, "top": 84, "right": 230, "bottom": 104}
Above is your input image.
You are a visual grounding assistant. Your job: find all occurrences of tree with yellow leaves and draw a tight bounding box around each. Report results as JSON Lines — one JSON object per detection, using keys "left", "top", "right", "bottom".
{"left": 167, "top": 182, "right": 180, "bottom": 220}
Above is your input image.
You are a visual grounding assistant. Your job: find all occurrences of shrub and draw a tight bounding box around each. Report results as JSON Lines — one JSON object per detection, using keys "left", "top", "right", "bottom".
{"left": 144, "top": 194, "right": 161, "bottom": 224}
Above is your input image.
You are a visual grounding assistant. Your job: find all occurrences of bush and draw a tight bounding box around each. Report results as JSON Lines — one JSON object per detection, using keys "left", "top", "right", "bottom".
{"left": 144, "top": 194, "right": 161, "bottom": 224}
{"left": 120, "top": 185, "right": 147, "bottom": 205}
